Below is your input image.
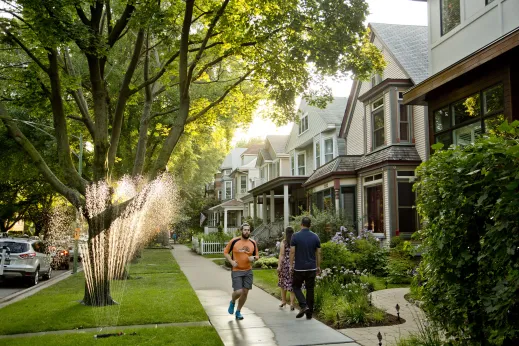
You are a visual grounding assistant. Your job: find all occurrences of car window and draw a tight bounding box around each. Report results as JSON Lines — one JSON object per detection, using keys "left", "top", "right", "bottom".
{"left": 0, "top": 241, "right": 29, "bottom": 253}
{"left": 33, "top": 242, "right": 45, "bottom": 253}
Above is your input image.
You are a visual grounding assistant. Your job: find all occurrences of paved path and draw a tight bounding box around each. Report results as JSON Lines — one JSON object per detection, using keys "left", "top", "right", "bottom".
{"left": 339, "top": 288, "right": 425, "bottom": 345}
{"left": 172, "top": 245, "right": 359, "bottom": 346}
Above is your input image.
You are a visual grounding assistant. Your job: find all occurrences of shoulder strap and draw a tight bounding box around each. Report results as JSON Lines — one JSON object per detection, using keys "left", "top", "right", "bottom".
{"left": 249, "top": 239, "right": 257, "bottom": 256}
{"left": 228, "top": 238, "right": 240, "bottom": 259}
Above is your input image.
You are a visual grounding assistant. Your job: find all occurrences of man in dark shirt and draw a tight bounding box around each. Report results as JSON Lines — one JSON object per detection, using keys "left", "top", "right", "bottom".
{"left": 289, "top": 216, "right": 321, "bottom": 319}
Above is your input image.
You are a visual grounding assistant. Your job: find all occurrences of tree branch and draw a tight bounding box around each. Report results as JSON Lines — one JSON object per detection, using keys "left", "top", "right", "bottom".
{"left": 129, "top": 50, "right": 180, "bottom": 96}
{"left": 150, "top": 107, "right": 179, "bottom": 119}
{"left": 0, "top": 25, "right": 49, "bottom": 73}
{"left": 107, "top": 3, "right": 136, "bottom": 48}
{"left": 186, "top": 69, "right": 252, "bottom": 124}
{"left": 186, "top": 0, "right": 230, "bottom": 85}
{"left": 107, "top": 29, "right": 145, "bottom": 174}
{"left": 106, "top": 1, "right": 113, "bottom": 34}
{"left": 75, "top": 4, "right": 90, "bottom": 26}
{"left": 0, "top": 107, "right": 84, "bottom": 208}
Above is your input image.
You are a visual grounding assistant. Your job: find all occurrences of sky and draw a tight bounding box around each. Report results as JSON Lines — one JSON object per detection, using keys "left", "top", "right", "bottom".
{"left": 231, "top": 0, "right": 428, "bottom": 146}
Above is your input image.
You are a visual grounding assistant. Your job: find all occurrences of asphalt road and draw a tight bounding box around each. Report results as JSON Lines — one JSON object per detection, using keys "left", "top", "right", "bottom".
{"left": 0, "top": 268, "right": 69, "bottom": 299}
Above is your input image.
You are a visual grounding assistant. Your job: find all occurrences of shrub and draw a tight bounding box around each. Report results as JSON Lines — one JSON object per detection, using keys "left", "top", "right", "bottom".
{"left": 291, "top": 209, "right": 355, "bottom": 243}
{"left": 354, "top": 239, "right": 388, "bottom": 276}
{"left": 253, "top": 256, "right": 278, "bottom": 269}
{"left": 414, "top": 121, "right": 519, "bottom": 344}
{"left": 386, "top": 256, "right": 416, "bottom": 284}
{"left": 320, "top": 242, "right": 359, "bottom": 270}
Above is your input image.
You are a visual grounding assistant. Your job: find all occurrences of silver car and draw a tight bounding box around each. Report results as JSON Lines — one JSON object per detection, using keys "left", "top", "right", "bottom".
{"left": 0, "top": 238, "right": 52, "bottom": 286}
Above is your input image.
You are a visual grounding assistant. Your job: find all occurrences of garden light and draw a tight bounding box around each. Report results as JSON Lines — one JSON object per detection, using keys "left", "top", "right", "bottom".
{"left": 377, "top": 331, "right": 382, "bottom": 346}
{"left": 396, "top": 303, "right": 400, "bottom": 321}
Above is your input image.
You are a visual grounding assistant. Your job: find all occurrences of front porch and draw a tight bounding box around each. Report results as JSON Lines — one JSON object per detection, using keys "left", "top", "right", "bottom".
{"left": 206, "top": 199, "right": 244, "bottom": 234}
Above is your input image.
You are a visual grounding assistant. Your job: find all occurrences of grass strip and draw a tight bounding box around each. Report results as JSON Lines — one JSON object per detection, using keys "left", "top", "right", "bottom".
{"left": 0, "top": 249, "right": 208, "bottom": 335}
{"left": 1, "top": 326, "right": 223, "bottom": 346}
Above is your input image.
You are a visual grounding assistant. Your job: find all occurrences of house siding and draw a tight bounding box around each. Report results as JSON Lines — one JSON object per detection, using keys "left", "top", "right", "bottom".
{"left": 357, "top": 176, "right": 363, "bottom": 231}
{"left": 373, "top": 36, "right": 409, "bottom": 80}
{"left": 413, "top": 105, "right": 428, "bottom": 161}
{"left": 365, "top": 103, "right": 372, "bottom": 153}
{"left": 346, "top": 81, "right": 369, "bottom": 155}
{"left": 383, "top": 169, "right": 391, "bottom": 246}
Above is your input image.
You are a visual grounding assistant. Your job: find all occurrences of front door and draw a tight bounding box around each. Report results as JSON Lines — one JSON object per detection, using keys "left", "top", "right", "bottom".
{"left": 366, "top": 185, "right": 384, "bottom": 233}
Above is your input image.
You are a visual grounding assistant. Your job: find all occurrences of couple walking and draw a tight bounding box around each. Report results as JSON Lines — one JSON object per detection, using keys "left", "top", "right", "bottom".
{"left": 222, "top": 217, "right": 321, "bottom": 320}
{"left": 278, "top": 217, "right": 321, "bottom": 319}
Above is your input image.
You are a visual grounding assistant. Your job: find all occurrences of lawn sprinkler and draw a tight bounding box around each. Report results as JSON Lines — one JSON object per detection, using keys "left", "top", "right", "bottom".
{"left": 94, "top": 332, "right": 124, "bottom": 338}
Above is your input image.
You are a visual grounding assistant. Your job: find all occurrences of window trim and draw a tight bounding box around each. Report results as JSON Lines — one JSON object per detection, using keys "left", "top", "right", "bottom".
{"left": 323, "top": 136, "right": 334, "bottom": 164}
{"left": 298, "top": 112, "right": 309, "bottom": 135}
{"left": 296, "top": 151, "right": 306, "bottom": 176}
{"left": 363, "top": 172, "right": 383, "bottom": 187}
{"left": 372, "top": 103, "right": 385, "bottom": 149}
{"left": 398, "top": 102, "right": 411, "bottom": 143}
{"left": 433, "top": 83, "right": 504, "bottom": 146}
{"left": 224, "top": 181, "right": 232, "bottom": 199}
{"left": 440, "top": 0, "right": 461, "bottom": 36}
{"left": 314, "top": 140, "right": 321, "bottom": 168}
{"left": 240, "top": 175, "right": 247, "bottom": 193}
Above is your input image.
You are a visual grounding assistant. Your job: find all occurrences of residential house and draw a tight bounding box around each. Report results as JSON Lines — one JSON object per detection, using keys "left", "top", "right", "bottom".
{"left": 248, "top": 98, "right": 348, "bottom": 230}
{"left": 206, "top": 147, "right": 246, "bottom": 233}
{"left": 405, "top": 0, "right": 519, "bottom": 147}
{"left": 335, "top": 23, "right": 429, "bottom": 245}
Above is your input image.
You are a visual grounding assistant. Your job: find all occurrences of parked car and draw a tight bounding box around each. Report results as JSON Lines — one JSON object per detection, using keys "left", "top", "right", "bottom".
{"left": 67, "top": 245, "right": 82, "bottom": 263}
{"left": 0, "top": 238, "right": 52, "bottom": 286}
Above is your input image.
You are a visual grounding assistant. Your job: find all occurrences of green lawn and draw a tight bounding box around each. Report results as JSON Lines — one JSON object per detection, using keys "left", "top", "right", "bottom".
{"left": 1, "top": 326, "right": 222, "bottom": 346}
{"left": 202, "top": 253, "right": 225, "bottom": 259}
{"left": 253, "top": 269, "right": 281, "bottom": 299}
{"left": 0, "top": 249, "right": 214, "bottom": 338}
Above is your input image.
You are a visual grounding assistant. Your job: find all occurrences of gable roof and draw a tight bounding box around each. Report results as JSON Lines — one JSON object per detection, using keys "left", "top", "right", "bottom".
{"left": 370, "top": 23, "right": 429, "bottom": 84}
{"left": 242, "top": 144, "right": 263, "bottom": 156}
{"left": 286, "top": 97, "right": 348, "bottom": 152}
{"left": 266, "top": 135, "right": 289, "bottom": 154}
{"left": 303, "top": 155, "right": 361, "bottom": 187}
{"left": 220, "top": 148, "right": 247, "bottom": 170}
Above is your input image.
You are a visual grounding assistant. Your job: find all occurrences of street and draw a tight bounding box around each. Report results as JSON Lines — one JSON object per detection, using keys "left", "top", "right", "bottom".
{"left": 0, "top": 269, "right": 70, "bottom": 300}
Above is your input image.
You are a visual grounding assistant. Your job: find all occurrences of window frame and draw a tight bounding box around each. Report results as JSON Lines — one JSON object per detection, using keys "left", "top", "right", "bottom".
{"left": 440, "top": 0, "right": 461, "bottom": 36}
{"left": 224, "top": 181, "right": 232, "bottom": 199}
{"left": 314, "top": 140, "right": 321, "bottom": 168}
{"left": 298, "top": 112, "right": 309, "bottom": 135}
{"left": 372, "top": 97, "right": 385, "bottom": 149}
{"left": 297, "top": 151, "right": 306, "bottom": 176}
{"left": 324, "top": 137, "right": 334, "bottom": 163}
{"left": 240, "top": 175, "right": 247, "bottom": 193}
{"left": 398, "top": 93, "right": 411, "bottom": 143}
{"left": 433, "top": 83, "right": 504, "bottom": 147}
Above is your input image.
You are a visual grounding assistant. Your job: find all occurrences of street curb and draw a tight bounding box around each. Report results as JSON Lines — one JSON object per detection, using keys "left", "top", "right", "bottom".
{"left": 0, "top": 268, "right": 82, "bottom": 309}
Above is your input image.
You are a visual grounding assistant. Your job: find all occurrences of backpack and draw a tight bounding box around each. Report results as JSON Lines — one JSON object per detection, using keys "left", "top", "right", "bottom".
{"left": 228, "top": 238, "right": 257, "bottom": 259}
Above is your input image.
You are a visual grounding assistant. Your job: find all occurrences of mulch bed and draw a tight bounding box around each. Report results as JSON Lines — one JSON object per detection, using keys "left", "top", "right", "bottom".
{"left": 322, "top": 312, "right": 406, "bottom": 329}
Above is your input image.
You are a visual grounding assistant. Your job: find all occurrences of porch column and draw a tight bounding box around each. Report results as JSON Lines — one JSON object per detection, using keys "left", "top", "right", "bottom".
{"left": 283, "top": 184, "right": 289, "bottom": 228}
{"left": 262, "top": 193, "right": 267, "bottom": 223}
{"left": 237, "top": 210, "right": 242, "bottom": 226}
{"left": 334, "top": 179, "right": 340, "bottom": 215}
{"left": 270, "top": 190, "right": 275, "bottom": 223}
{"left": 224, "top": 210, "right": 228, "bottom": 233}
{"left": 253, "top": 196, "right": 257, "bottom": 220}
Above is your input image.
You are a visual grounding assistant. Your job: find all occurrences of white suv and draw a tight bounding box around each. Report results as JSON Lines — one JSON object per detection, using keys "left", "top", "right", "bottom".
{"left": 0, "top": 238, "right": 52, "bottom": 286}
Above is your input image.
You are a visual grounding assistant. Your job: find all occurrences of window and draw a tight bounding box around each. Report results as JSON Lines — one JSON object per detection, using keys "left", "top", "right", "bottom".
{"left": 240, "top": 175, "right": 247, "bottom": 193}
{"left": 298, "top": 113, "right": 309, "bottom": 134}
{"left": 366, "top": 185, "right": 384, "bottom": 233}
{"left": 486, "top": 0, "right": 495, "bottom": 4}
{"left": 0, "top": 241, "right": 29, "bottom": 253}
{"left": 371, "top": 74, "right": 382, "bottom": 88}
{"left": 315, "top": 141, "right": 321, "bottom": 168}
{"left": 441, "top": 0, "right": 460, "bottom": 36}
{"left": 433, "top": 84, "right": 504, "bottom": 148}
{"left": 291, "top": 154, "right": 295, "bottom": 175}
{"left": 223, "top": 169, "right": 231, "bottom": 176}
{"left": 218, "top": 190, "right": 222, "bottom": 200}
{"left": 398, "top": 182, "right": 417, "bottom": 233}
{"left": 372, "top": 97, "right": 385, "bottom": 149}
{"left": 399, "top": 104, "right": 410, "bottom": 142}
{"left": 364, "top": 173, "right": 382, "bottom": 184}
{"left": 323, "top": 138, "right": 334, "bottom": 163}
{"left": 340, "top": 187, "right": 356, "bottom": 226}
{"left": 297, "top": 153, "right": 305, "bottom": 175}
{"left": 225, "top": 181, "right": 232, "bottom": 199}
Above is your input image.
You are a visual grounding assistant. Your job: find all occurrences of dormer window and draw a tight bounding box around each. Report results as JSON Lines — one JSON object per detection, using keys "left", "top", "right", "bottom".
{"left": 298, "top": 113, "right": 309, "bottom": 134}
{"left": 223, "top": 169, "right": 231, "bottom": 176}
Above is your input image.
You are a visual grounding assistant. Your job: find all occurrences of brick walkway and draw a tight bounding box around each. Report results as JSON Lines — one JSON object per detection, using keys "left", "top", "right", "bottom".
{"left": 339, "top": 288, "right": 426, "bottom": 345}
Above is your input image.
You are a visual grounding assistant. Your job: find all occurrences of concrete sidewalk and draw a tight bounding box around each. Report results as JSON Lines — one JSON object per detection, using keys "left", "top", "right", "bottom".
{"left": 172, "top": 245, "right": 359, "bottom": 346}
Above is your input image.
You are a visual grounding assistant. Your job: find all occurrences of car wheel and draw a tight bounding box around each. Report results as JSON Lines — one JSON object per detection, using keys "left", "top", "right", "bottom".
{"left": 28, "top": 268, "right": 39, "bottom": 286}
{"left": 43, "top": 267, "right": 52, "bottom": 280}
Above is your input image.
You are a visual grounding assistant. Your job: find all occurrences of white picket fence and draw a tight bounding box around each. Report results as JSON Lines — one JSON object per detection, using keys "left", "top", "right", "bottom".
{"left": 192, "top": 236, "right": 229, "bottom": 255}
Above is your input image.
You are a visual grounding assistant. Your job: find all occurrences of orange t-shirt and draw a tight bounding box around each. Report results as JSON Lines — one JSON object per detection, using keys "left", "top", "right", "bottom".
{"left": 224, "top": 237, "right": 258, "bottom": 271}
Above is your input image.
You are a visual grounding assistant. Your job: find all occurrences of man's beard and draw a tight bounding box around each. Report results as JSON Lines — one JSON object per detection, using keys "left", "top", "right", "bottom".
{"left": 241, "top": 232, "right": 250, "bottom": 239}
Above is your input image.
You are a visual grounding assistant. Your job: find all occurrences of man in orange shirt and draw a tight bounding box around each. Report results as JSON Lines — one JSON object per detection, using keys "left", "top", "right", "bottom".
{"left": 223, "top": 223, "right": 259, "bottom": 320}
